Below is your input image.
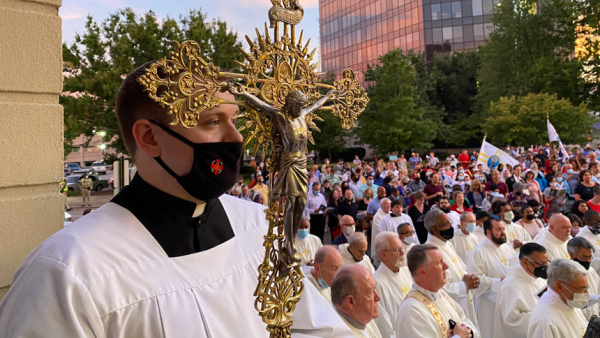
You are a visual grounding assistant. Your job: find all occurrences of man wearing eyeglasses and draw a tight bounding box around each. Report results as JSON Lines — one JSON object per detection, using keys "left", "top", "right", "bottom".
{"left": 493, "top": 243, "right": 548, "bottom": 338}
{"left": 397, "top": 222, "right": 417, "bottom": 253}
{"left": 567, "top": 236, "right": 600, "bottom": 320}
{"left": 372, "top": 231, "right": 413, "bottom": 338}
{"left": 425, "top": 209, "right": 480, "bottom": 329}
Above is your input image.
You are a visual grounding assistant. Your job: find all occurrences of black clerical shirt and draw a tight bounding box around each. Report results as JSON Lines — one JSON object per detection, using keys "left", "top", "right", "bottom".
{"left": 112, "top": 175, "right": 234, "bottom": 257}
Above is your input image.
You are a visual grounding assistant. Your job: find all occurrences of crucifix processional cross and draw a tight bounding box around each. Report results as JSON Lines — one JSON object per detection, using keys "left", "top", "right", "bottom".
{"left": 137, "top": 1, "right": 369, "bottom": 336}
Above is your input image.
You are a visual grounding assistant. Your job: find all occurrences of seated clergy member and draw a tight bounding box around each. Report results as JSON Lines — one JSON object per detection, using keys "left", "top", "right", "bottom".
{"left": 425, "top": 209, "right": 480, "bottom": 325}
{"left": 535, "top": 214, "right": 571, "bottom": 261}
{"left": 466, "top": 217, "right": 516, "bottom": 338}
{"left": 0, "top": 63, "right": 351, "bottom": 336}
{"left": 577, "top": 210, "right": 600, "bottom": 271}
{"left": 397, "top": 222, "right": 417, "bottom": 253}
{"left": 495, "top": 201, "right": 532, "bottom": 251}
{"left": 296, "top": 214, "right": 323, "bottom": 266}
{"left": 451, "top": 211, "right": 482, "bottom": 263}
{"left": 339, "top": 232, "right": 376, "bottom": 274}
{"left": 304, "top": 246, "right": 343, "bottom": 304}
{"left": 492, "top": 243, "right": 548, "bottom": 338}
{"left": 395, "top": 244, "right": 479, "bottom": 338}
{"left": 373, "top": 231, "right": 413, "bottom": 338}
{"left": 527, "top": 259, "right": 589, "bottom": 338}
{"left": 331, "top": 265, "right": 383, "bottom": 338}
{"left": 568, "top": 236, "right": 600, "bottom": 319}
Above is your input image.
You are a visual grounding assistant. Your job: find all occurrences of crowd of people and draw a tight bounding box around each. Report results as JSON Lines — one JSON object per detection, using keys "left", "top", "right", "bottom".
{"left": 230, "top": 144, "right": 600, "bottom": 337}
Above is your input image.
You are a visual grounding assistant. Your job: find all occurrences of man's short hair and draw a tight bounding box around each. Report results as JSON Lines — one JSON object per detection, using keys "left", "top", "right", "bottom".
{"left": 547, "top": 258, "right": 587, "bottom": 291}
{"left": 373, "top": 231, "right": 397, "bottom": 260}
{"left": 594, "top": 185, "right": 600, "bottom": 195}
{"left": 519, "top": 242, "right": 547, "bottom": 260}
{"left": 424, "top": 209, "right": 445, "bottom": 233}
{"left": 349, "top": 232, "right": 368, "bottom": 246}
{"left": 436, "top": 195, "right": 449, "bottom": 204}
{"left": 567, "top": 237, "right": 596, "bottom": 256}
{"left": 397, "top": 222, "right": 412, "bottom": 234}
{"left": 115, "top": 61, "right": 171, "bottom": 157}
{"left": 330, "top": 266, "right": 360, "bottom": 306}
{"left": 527, "top": 199, "right": 540, "bottom": 208}
{"left": 314, "top": 245, "right": 337, "bottom": 265}
{"left": 459, "top": 211, "right": 475, "bottom": 222}
{"left": 407, "top": 244, "right": 438, "bottom": 277}
{"left": 583, "top": 210, "right": 600, "bottom": 223}
{"left": 476, "top": 211, "right": 492, "bottom": 220}
{"left": 494, "top": 201, "right": 509, "bottom": 215}
{"left": 391, "top": 199, "right": 403, "bottom": 208}
{"left": 483, "top": 217, "right": 501, "bottom": 235}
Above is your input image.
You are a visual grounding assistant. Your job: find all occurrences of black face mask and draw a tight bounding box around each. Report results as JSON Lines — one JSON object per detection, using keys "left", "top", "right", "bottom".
{"left": 574, "top": 258, "right": 591, "bottom": 271}
{"left": 526, "top": 214, "right": 535, "bottom": 220}
{"left": 150, "top": 121, "right": 243, "bottom": 201}
{"left": 438, "top": 227, "right": 454, "bottom": 240}
{"left": 532, "top": 263, "right": 548, "bottom": 279}
{"left": 589, "top": 226, "right": 600, "bottom": 235}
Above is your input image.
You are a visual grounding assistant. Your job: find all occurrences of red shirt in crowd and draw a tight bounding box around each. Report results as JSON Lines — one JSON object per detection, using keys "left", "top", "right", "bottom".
{"left": 458, "top": 153, "right": 470, "bottom": 169}
{"left": 588, "top": 201, "right": 600, "bottom": 213}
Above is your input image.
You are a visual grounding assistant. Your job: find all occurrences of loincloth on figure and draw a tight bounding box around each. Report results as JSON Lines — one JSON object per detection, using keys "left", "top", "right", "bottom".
{"left": 273, "top": 155, "right": 308, "bottom": 198}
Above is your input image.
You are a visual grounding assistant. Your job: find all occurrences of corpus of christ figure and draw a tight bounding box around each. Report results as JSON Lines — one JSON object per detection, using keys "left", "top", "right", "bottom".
{"left": 229, "top": 82, "right": 336, "bottom": 263}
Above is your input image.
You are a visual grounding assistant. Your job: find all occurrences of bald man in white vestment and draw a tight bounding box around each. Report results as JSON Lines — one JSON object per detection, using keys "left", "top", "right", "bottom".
{"left": 371, "top": 198, "right": 391, "bottom": 265}
{"left": 372, "top": 232, "right": 413, "bottom": 338}
{"left": 527, "top": 259, "right": 589, "bottom": 338}
{"left": 331, "top": 265, "right": 383, "bottom": 338}
{"left": 425, "top": 210, "right": 480, "bottom": 327}
{"left": 535, "top": 214, "right": 571, "bottom": 260}
{"left": 492, "top": 243, "right": 548, "bottom": 338}
{"left": 303, "top": 246, "right": 343, "bottom": 305}
{"left": 339, "top": 232, "right": 376, "bottom": 274}
{"left": 296, "top": 217, "right": 324, "bottom": 265}
{"left": 467, "top": 217, "right": 516, "bottom": 338}
{"left": 0, "top": 65, "right": 352, "bottom": 337}
{"left": 395, "top": 244, "right": 479, "bottom": 338}
{"left": 568, "top": 236, "right": 600, "bottom": 320}
{"left": 451, "top": 212, "right": 482, "bottom": 263}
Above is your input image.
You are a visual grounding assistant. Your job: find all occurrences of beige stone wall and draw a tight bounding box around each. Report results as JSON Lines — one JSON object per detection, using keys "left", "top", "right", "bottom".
{"left": 0, "top": 0, "right": 63, "bottom": 301}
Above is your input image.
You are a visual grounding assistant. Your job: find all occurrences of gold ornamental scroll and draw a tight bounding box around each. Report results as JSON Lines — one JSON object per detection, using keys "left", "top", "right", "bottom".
{"left": 136, "top": 1, "right": 369, "bottom": 337}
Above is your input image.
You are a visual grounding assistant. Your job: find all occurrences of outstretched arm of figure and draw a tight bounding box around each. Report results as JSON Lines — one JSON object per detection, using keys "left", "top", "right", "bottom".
{"left": 228, "top": 82, "right": 279, "bottom": 116}
{"left": 301, "top": 90, "right": 337, "bottom": 118}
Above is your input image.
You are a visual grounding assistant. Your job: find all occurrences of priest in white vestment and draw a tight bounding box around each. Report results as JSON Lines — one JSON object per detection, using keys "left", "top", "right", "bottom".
{"left": 371, "top": 198, "right": 391, "bottom": 264}
{"left": 0, "top": 70, "right": 352, "bottom": 337}
{"left": 472, "top": 211, "right": 492, "bottom": 243}
{"left": 303, "top": 246, "right": 343, "bottom": 305}
{"left": 528, "top": 259, "right": 590, "bottom": 338}
{"left": 331, "top": 265, "right": 383, "bottom": 338}
{"left": 467, "top": 217, "right": 516, "bottom": 338}
{"left": 495, "top": 201, "right": 531, "bottom": 252}
{"left": 296, "top": 216, "right": 324, "bottom": 265}
{"left": 339, "top": 232, "right": 376, "bottom": 274}
{"left": 492, "top": 243, "right": 548, "bottom": 338}
{"left": 372, "top": 232, "right": 413, "bottom": 338}
{"left": 451, "top": 212, "right": 482, "bottom": 263}
{"left": 395, "top": 244, "right": 480, "bottom": 338}
{"left": 379, "top": 200, "right": 415, "bottom": 240}
{"left": 535, "top": 214, "right": 571, "bottom": 261}
{"left": 578, "top": 210, "right": 600, "bottom": 258}
{"left": 568, "top": 236, "right": 600, "bottom": 319}
{"left": 425, "top": 210, "right": 480, "bottom": 327}
{"left": 397, "top": 222, "right": 417, "bottom": 253}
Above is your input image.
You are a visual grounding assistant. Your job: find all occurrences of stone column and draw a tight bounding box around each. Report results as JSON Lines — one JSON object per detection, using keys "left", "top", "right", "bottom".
{"left": 0, "top": 0, "right": 63, "bottom": 300}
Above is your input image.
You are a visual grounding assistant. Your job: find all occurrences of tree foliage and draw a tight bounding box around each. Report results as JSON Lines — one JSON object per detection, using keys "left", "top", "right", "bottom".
{"left": 358, "top": 49, "right": 438, "bottom": 155}
{"left": 483, "top": 93, "right": 595, "bottom": 146}
{"left": 476, "top": 0, "right": 598, "bottom": 114}
{"left": 62, "top": 8, "right": 244, "bottom": 155}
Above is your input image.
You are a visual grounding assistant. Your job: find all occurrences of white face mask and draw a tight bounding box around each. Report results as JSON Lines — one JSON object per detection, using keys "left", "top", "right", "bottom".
{"left": 504, "top": 211, "right": 514, "bottom": 222}
{"left": 402, "top": 235, "right": 416, "bottom": 244}
{"left": 562, "top": 283, "right": 590, "bottom": 309}
{"left": 345, "top": 226, "right": 355, "bottom": 237}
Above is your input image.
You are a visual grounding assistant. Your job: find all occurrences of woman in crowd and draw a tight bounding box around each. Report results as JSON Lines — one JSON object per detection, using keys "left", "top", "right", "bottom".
{"left": 450, "top": 191, "right": 472, "bottom": 214}
{"left": 567, "top": 213, "right": 584, "bottom": 237}
{"left": 253, "top": 194, "right": 264, "bottom": 205}
{"left": 516, "top": 205, "right": 544, "bottom": 239}
{"left": 466, "top": 179, "right": 486, "bottom": 212}
{"left": 358, "top": 187, "right": 373, "bottom": 212}
{"left": 570, "top": 200, "right": 589, "bottom": 219}
{"left": 575, "top": 169, "right": 597, "bottom": 201}
{"left": 543, "top": 174, "right": 567, "bottom": 214}
{"left": 524, "top": 170, "right": 543, "bottom": 203}
{"left": 326, "top": 187, "right": 342, "bottom": 241}
{"left": 408, "top": 191, "right": 430, "bottom": 244}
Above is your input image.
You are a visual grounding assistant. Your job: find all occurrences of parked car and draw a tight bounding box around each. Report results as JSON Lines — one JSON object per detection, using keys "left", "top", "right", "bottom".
{"left": 91, "top": 161, "right": 107, "bottom": 174}
{"left": 64, "top": 211, "right": 73, "bottom": 226}
{"left": 66, "top": 174, "right": 109, "bottom": 192}
{"left": 64, "top": 162, "right": 90, "bottom": 174}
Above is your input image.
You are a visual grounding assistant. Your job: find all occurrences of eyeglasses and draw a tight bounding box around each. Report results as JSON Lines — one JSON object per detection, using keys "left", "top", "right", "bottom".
{"left": 399, "top": 230, "right": 415, "bottom": 236}
{"left": 343, "top": 223, "right": 356, "bottom": 227}
{"left": 383, "top": 248, "right": 404, "bottom": 254}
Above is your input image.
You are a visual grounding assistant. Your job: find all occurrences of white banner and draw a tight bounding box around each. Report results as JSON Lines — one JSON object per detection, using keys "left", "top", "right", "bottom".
{"left": 548, "top": 118, "right": 569, "bottom": 162}
{"left": 476, "top": 140, "right": 519, "bottom": 173}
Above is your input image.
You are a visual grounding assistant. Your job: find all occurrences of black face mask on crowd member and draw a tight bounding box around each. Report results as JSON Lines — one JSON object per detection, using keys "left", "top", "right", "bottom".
{"left": 150, "top": 121, "right": 243, "bottom": 201}
{"left": 438, "top": 227, "right": 454, "bottom": 240}
{"left": 528, "top": 260, "right": 548, "bottom": 279}
{"left": 526, "top": 214, "right": 535, "bottom": 220}
{"left": 574, "top": 258, "right": 591, "bottom": 271}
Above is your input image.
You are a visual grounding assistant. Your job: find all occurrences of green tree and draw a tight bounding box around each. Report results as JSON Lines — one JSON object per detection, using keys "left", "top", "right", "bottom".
{"left": 358, "top": 49, "right": 438, "bottom": 156}
{"left": 62, "top": 8, "right": 244, "bottom": 155}
{"left": 476, "top": 0, "right": 594, "bottom": 114}
{"left": 482, "top": 93, "right": 595, "bottom": 146}
{"left": 306, "top": 71, "right": 351, "bottom": 160}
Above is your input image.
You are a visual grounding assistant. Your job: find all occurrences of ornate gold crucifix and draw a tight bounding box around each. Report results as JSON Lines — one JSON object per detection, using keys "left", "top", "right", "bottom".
{"left": 137, "top": 1, "right": 369, "bottom": 336}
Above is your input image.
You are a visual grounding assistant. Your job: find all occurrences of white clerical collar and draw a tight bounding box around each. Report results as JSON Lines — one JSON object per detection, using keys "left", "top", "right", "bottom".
{"left": 516, "top": 264, "right": 538, "bottom": 281}
{"left": 412, "top": 283, "right": 442, "bottom": 301}
{"left": 428, "top": 234, "right": 448, "bottom": 247}
{"left": 192, "top": 203, "right": 207, "bottom": 217}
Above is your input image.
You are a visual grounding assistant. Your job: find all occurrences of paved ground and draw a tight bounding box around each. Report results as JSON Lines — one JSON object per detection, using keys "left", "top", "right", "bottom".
{"left": 66, "top": 189, "right": 115, "bottom": 221}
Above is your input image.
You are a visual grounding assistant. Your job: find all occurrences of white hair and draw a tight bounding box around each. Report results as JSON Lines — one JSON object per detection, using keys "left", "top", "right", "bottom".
{"left": 547, "top": 258, "right": 587, "bottom": 291}
{"left": 460, "top": 211, "right": 475, "bottom": 222}
{"left": 424, "top": 209, "right": 445, "bottom": 233}
{"left": 349, "top": 232, "right": 368, "bottom": 246}
{"left": 373, "top": 231, "right": 397, "bottom": 260}
{"left": 380, "top": 198, "right": 391, "bottom": 206}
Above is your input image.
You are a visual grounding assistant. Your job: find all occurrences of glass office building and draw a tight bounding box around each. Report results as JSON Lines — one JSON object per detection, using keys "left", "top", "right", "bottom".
{"left": 319, "top": 0, "right": 497, "bottom": 82}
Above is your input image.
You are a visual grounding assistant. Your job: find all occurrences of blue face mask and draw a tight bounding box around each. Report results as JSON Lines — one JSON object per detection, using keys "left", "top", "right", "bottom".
{"left": 557, "top": 176, "right": 564, "bottom": 183}
{"left": 466, "top": 223, "right": 476, "bottom": 233}
{"left": 313, "top": 190, "right": 319, "bottom": 195}
{"left": 297, "top": 229, "right": 309, "bottom": 240}
{"left": 317, "top": 270, "right": 329, "bottom": 289}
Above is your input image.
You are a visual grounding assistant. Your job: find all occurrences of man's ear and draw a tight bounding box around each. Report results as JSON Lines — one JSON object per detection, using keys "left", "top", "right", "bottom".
{"left": 345, "top": 294, "right": 355, "bottom": 310}
{"left": 132, "top": 119, "right": 161, "bottom": 157}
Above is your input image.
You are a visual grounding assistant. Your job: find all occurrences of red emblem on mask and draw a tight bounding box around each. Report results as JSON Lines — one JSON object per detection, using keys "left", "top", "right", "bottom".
{"left": 211, "top": 159, "right": 224, "bottom": 175}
